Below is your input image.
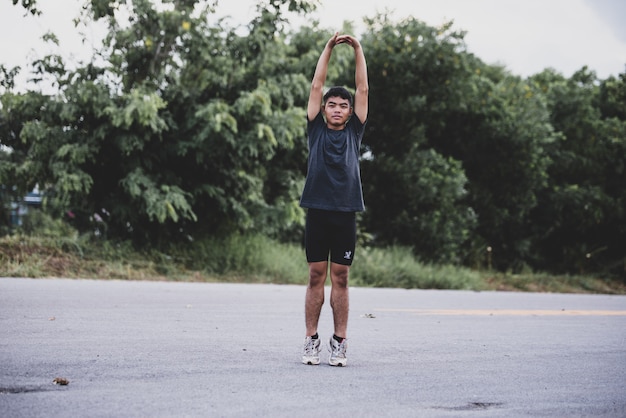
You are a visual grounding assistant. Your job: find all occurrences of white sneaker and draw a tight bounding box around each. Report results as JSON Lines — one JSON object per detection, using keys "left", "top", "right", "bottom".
{"left": 302, "top": 336, "right": 321, "bottom": 365}
{"left": 328, "top": 337, "right": 347, "bottom": 367}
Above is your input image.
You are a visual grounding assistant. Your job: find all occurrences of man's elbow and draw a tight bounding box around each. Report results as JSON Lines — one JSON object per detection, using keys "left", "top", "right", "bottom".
{"left": 356, "top": 84, "right": 369, "bottom": 97}
{"left": 311, "top": 79, "right": 325, "bottom": 93}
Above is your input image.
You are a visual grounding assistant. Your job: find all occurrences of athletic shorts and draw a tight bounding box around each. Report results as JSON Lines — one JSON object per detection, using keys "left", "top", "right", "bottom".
{"left": 305, "top": 208, "right": 356, "bottom": 266}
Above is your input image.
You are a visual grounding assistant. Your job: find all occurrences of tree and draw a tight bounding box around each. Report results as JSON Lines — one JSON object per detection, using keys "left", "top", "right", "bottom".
{"left": 2, "top": 2, "right": 623, "bottom": 278}
{"left": 357, "top": 15, "right": 555, "bottom": 269}
{"left": 1, "top": 0, "right": 318, "bottom": 244}
{"left": 354, "top": 15, "right": 480, "bottom": 264}
{"left": 435, "top": 70, "right": 555, "bottom": 271}
{"left": 11, "top": 0, "right": 41, "bottom": 16}
{"left": 529, "top": 68, "right": 626, "bottom": 276}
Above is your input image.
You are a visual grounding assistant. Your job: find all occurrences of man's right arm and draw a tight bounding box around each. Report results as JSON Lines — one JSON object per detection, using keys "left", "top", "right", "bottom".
{"left": 307, "top": 33, "right": 339, "bottom": 122}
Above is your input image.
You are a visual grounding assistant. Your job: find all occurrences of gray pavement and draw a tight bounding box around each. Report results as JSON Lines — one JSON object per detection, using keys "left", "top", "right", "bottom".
{"left": 1, "top": 277, "right": 625, "bottom": 417}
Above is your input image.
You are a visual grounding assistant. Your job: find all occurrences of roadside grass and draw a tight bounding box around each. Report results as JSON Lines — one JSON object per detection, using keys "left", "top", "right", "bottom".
{"left": 1, "top": 233, "right": 624, "bottom": 294}
{"left": 351, "top": 245, "right": 484, "bottom": 290}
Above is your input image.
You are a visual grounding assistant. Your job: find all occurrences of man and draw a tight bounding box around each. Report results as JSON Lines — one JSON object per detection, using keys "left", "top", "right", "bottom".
{"left": 300, "top": 32, "right": 369, "bottom": 367}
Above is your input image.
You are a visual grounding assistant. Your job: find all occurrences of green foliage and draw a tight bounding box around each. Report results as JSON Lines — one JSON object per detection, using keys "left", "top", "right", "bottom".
{"left": 171, "top": 233, "right": 306, "bottom": 283}
{"left": 19, "top": 208, "right": 77, "bottom": 238}
{"left": 358, "top": 16, "right": 487, "bottom": 264}
{"left": 106, "top": 88, "right": 168, "bottom": 132}
{"left": 528, "top": 68, "right": 626, "bottom": 276}
{"left": 1, "top": 1, "right": 624, "bottom": 279}
{"left": 11, "top": 0, "right": 41, "bottom": 16}
{"left": 443, "top": 74, "right": 554, "bottom": 270}
{"left": 362, "top": 146, "right": 476, "bottom": 264}
{"left": 1, "top": 0, "right": 319, "bottom": 245}
{"left": 120, "top": 168, "right": 197, "bottom": 223}
{"left": 1, "top": 232, "right": 623, "bottom": 293}
{"left": 351, "top": 245, "right": 483, "bottom": 290}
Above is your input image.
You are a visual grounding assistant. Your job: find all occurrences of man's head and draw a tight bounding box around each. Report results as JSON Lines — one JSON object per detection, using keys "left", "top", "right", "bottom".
{"left": 322, "top": 86, "right": 353, "bottom": 129}
{"left": 323, "top": 86, "right": 353, "bottom": 108}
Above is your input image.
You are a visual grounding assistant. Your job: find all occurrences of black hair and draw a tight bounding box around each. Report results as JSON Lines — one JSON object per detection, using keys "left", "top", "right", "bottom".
{"left": 323, "top": 86, "right": 353, "bottom": 108}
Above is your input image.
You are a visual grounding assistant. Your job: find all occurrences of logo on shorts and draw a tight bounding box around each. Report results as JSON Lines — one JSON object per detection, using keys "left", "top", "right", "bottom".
{"left": 344, "top": 251, "right": 352, "bottom": 260}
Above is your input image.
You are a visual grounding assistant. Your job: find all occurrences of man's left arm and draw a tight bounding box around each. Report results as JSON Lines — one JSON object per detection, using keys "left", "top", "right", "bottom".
{"left": 339, "top": 35, "right": 369, "bottom": 124}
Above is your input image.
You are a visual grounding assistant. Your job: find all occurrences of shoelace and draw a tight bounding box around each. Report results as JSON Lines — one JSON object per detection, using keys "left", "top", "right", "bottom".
{"left": 331, "top": 340, "right": 347, "bottom": 357}
{"left": 304, "top": 338, "right": 320, "bottom": 355}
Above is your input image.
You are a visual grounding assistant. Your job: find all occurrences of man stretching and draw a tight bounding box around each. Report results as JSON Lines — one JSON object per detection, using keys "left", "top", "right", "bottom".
{"left": 300, "top": 32, "right": 369, "bottom": 366}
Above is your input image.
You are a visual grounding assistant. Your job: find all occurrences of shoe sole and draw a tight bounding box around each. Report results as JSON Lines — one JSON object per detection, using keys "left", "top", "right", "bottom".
{"left": 302, "top": 357, "right": 320, "bottom": 365}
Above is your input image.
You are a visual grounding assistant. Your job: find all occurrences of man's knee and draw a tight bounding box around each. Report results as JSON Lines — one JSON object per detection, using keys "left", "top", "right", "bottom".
{"left": 330, "top": 264, "right": 349, "bottom": 288}
{"left": 308, "top": 262, "right": 327, "bottom": 287}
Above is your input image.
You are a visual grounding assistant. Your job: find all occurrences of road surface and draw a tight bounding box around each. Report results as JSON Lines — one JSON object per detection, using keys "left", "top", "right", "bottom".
{"left": 1, "top": 277, "right": 625, "bottom": 417}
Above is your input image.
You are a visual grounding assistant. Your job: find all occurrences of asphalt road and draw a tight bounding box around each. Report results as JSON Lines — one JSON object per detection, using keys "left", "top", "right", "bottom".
{"left": 1, "top": 277, "right": 625, "bottom": 417}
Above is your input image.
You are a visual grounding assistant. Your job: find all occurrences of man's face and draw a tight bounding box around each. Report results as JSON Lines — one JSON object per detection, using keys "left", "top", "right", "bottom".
{"left": 323, "top": 96, "right": 352, "bottom": 129}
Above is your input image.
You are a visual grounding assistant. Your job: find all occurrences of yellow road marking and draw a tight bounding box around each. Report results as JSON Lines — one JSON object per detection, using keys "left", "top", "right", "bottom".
{"left": 374, "top": 309, "right": 626, "bottom": 316}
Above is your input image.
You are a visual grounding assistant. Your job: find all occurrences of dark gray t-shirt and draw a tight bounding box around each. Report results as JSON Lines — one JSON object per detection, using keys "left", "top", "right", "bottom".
{"left": 300, "top": 112, "right": 366, "bottom": 212}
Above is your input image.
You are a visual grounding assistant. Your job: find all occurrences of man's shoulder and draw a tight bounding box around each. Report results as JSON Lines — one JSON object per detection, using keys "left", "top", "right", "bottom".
{"left": 308, "top": 111, "right": 325, "bottom": 125}
{"left": 307, "top": 112, "right": 326, "bottom": 134}
{"left": 347, "top": 114, "right": 366, "bottom": 133}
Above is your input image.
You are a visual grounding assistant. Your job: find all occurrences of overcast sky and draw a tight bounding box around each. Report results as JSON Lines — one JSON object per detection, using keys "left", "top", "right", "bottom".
{"left": 1, "top": 0, "right": 625, "bottom": 91}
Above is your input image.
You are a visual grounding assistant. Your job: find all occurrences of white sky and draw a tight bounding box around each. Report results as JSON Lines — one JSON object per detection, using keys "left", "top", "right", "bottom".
{"left": 1, "top": 0, "right": 625, "bottom": 91}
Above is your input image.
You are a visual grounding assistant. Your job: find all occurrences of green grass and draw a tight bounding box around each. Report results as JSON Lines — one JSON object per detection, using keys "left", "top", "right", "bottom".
{"left": 1, "top": 232, "right": 624, "bottom": 294}
{"left": 351, "top": 245, "right": 484, "bottom": 290}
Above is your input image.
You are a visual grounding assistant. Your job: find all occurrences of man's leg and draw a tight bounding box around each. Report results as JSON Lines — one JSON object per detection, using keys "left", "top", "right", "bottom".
{"left": 302, "top": 261, "right": 327, "bottom": 365}
{"left": 329, "top": 262, "right": 350, "bottom": 338}
{"left": 328, "top": 262, "right": 349, "bottom": 366}
{"left": 305, "top": 261, "right": 327, "bottom": 336}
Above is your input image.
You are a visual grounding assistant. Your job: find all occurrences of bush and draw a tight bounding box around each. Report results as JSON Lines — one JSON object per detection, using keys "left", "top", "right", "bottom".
{"left": 351, "top": 245, "right": 483, "bottom": 290}
{"left": 169, "top": 234, "right": 308, "bottom": 284}
{"left": 1, "top": 230, "right": 623, "bottom": 293}
{"left": 19, "top": 209, "right": 77, "bottom": 239}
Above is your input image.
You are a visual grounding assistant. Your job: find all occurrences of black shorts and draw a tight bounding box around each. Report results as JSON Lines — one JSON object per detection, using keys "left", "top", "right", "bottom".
{"left": 305, "top": 209, "right": 357, "bottom": 266}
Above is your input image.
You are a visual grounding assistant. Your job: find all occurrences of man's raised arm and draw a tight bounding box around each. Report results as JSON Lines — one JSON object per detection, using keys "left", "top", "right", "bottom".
{"left": 338, "top": 35, "right": 369, "bottom": 123}
{"left": 307, "top": 33, "right": 339, "bottom": 122}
